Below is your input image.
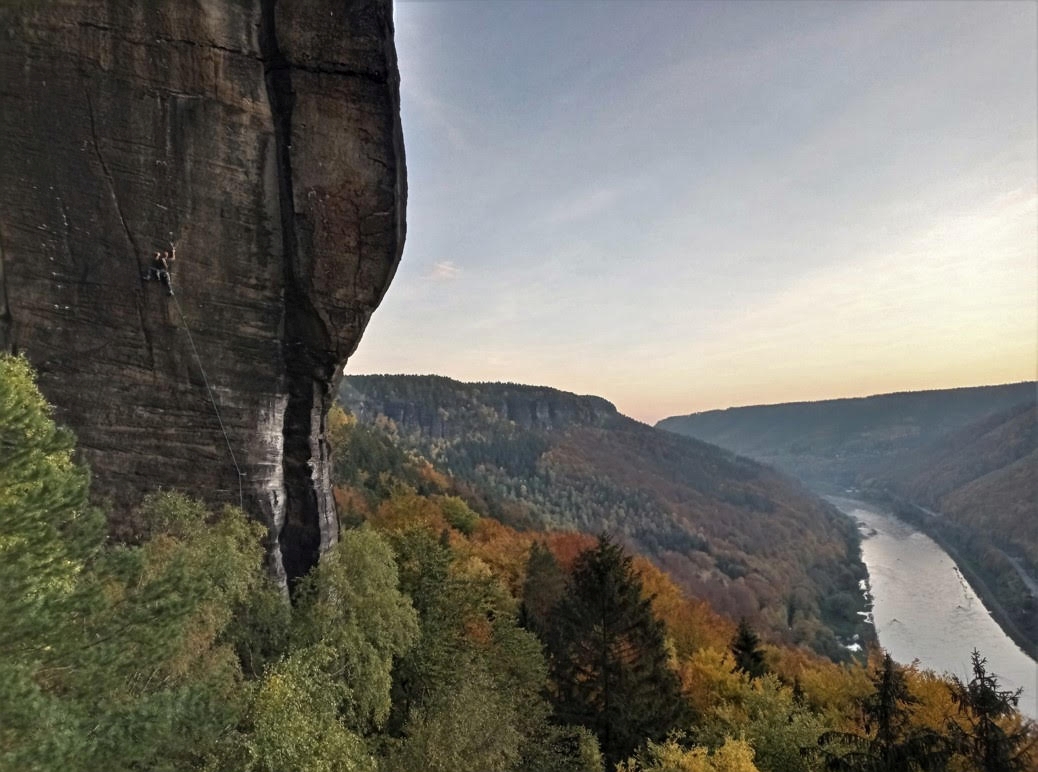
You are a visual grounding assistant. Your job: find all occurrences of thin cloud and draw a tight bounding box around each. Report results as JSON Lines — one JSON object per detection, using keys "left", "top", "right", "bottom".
{"left": 429, "top": 260, "right": 461, "bottom": 280}
{"left": 543, "top": 187, "right": 620, "bottom": 225}
{"left": 358, "top": 2, "right": 1037, "bottom": 423}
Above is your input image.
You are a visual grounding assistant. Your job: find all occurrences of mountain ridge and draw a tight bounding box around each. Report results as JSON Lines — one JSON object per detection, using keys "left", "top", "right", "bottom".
{"left": 657, "top": 381, "right": 1035, "bottom": 488}
{"left": 339, "top": 373, "right": 872, "bottom": 659}
{"left": 683, "top": 380, "right": 1034, "bottom": 414}
{"left": 657, "top": 381, "right": 1038, "bottom": 653}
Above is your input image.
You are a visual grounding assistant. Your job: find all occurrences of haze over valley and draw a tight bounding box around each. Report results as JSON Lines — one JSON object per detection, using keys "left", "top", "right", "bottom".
{"left": 348, "top": 0, "right": 1037, "bottom": 425}
{"left": 3, "top": 1, "right": 1036, "bottom": 770}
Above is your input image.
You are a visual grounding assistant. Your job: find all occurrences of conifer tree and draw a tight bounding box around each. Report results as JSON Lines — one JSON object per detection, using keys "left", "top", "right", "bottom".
{"left": 731, "top": 619, "right": 768, "bottom": 679}
{"left": 546, "top": 536, "right": 688, "bottom": 768}
{"left": 380, "top": 527, "right": 598, "bottom": 772}
{"left": 519, "top": 541, "right": 567, "bottom": 639}
{"left": 0, "top": 355, "right": 100, "bottom": 770}
{"left": 863, "top": 653, "right": 917, "bottom": 764}
{"left": 818, "top": 653, "right": 949, "bottom": 771}
{"left": 948, "top": 649, "right": 1034, "bottom": 772}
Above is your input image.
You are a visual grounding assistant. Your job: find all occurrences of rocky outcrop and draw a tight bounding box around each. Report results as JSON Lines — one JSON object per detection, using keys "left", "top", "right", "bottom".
{"left": 0, "top": 0, "right": 406, "bottom": 589}
{"left": 340, "top": 375, "right": 619, "bottom": 439}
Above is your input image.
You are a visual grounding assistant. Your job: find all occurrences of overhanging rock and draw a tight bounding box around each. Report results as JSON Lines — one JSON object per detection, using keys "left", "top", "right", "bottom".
{"left": 0, "top": 0, "right": 406, "bottom": 590}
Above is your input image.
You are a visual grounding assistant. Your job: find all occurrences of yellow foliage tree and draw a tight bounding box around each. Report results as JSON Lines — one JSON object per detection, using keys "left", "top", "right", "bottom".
{"left": 617, "top": 737, "right": 760, "bottom": 772}
{"left": 634, "top": 557, "right": 736, "bottom": 657}
{"left": 678, "top": 647, "right": 751, "bottom": 718}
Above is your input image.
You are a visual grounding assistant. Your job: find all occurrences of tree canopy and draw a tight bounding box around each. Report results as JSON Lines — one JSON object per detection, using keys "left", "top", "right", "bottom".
{"left": 2, "top": 356, "right": 1035, "bottom": 772}
{"left": 545, "top": 536, "right": 689, "bottom": 768}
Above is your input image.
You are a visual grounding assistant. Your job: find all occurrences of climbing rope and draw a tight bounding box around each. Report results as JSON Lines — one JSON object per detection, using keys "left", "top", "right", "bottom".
{"left": 169, "top": 291, "right": 246, "bottom": 512}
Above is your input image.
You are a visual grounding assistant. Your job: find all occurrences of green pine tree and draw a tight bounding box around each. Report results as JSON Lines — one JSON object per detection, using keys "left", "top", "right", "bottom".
{"left": 519, "top": 541, "right": 567, "bottom": 639}
{"left": 0, "top": 354, "right": 102, "bottom": 770}
{"left": 819, "top": 652, "right": 949, "bottom": 771}
{"left": 381, "top": 527, "right": 596, "bottom": 772}
{"left": 545, "top": 536, "right": 688, "bottom": 769}
{"left": 730, "top": 619, "right": 768, "bottom": 679}
{"left": 948, "top": 649, "right": 1034, "bottom": 772}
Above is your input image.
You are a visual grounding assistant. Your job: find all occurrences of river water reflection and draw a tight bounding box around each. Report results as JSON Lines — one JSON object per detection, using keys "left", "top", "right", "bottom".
{"left": 828, "top": 496, "right": 1038, "bottom": 719}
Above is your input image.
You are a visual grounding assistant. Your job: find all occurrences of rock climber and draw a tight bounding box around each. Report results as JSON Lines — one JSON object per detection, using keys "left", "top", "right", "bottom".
{"left": 142, "top": 244, "right": 176, "bottom": 296}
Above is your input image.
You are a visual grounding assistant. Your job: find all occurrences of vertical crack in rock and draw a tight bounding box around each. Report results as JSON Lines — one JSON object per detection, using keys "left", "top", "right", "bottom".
{"left": 0, "top": 227, "right": 12, "bottom": 351}
{"left": 84, "top": 91, "right": 155, "bottom": 368}
{"left": 260, "top": 0, "right": 333, "bottom": 592}
{"left": 2, "top": 0, "right": 404, "bottom": 593}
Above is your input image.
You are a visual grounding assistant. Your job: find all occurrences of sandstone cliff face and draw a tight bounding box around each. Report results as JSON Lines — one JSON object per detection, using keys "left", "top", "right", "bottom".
{"left": 0, "top": 0, "right": 406, "bottom": 589}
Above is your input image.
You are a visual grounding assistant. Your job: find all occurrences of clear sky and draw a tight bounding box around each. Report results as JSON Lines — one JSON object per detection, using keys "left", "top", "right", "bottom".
{"left": 346, "top": 0, "right": 1038, "bottom": 425}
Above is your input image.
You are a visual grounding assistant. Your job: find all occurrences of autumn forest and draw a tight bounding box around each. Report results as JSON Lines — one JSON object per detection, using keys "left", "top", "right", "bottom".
{"left": 3, "top": 356, "right": 1034, "bottom": 772}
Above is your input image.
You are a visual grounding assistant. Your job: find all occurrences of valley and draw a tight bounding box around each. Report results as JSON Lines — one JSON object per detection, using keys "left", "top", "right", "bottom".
{"left": 4, "top": 1, "right": 1035, "bottom": 768}
{"left": 659, "top": 383, "right": 1038, "bottom": 658}
{"left": 829, "top": 496, "right": 1037, "bottom": 719}
{"left": 339, "top": 374, "right": 873, "bottom": 659}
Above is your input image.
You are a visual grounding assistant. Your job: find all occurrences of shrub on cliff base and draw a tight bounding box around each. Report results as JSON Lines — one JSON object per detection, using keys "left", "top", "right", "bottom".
{"left": 0, "top": 355, "right": 273, "bottom": 771}
{"left": 0, "top": 354, "right": 101, "bottom": 658}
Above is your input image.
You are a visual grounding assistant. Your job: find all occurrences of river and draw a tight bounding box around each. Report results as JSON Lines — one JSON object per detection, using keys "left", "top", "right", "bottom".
{"left": 828, "top": 496, "right": 1038, "bottom": 720}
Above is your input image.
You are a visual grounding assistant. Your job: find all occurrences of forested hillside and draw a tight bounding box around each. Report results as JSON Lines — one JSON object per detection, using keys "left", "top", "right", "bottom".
{"left": 861, "top": 403, "right": 1038, "bottom": 651}
{"left": 657, "top": 382, "right": 1035, "bottom": 488}
{"left": 339, "top": 375, "right": 870, "bottom": 659}
{"left": 658, "top": 383, "right": 1038, "bottom": 654}
{"left": 865, "top": 402, "right": 1036, "bottom": 555}
{"left": 5, "top": 354, "right": 1035, "bottom": 772}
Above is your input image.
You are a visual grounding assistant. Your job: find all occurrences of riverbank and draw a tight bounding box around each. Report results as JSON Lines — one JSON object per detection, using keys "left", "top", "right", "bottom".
{"left": 845, "top": 489, "right": 1038, "bottom": 661}
{"left": 828, "top": 495, "right": 1038, "bottom": 719}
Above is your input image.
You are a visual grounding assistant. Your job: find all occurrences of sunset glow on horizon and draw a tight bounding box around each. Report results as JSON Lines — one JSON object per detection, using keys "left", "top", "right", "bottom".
{"left": 346, "top": 0, "right": 1038, "bottom": 425}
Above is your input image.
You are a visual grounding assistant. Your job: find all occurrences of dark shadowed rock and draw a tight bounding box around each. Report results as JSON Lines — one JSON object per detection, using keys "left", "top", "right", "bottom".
{"left": 0, "top": 0, "right": 406, "bottom": 590}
